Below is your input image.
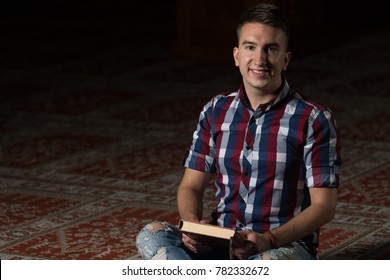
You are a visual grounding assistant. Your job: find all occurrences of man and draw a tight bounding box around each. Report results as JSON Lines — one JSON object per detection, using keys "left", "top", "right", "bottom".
{"left": 136, "top": 3, "right": 341, "bottom": 260}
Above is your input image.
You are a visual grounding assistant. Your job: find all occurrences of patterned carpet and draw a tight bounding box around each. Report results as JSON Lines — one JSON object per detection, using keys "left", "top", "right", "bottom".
{"left": 0, "top": 2, "right": 389, "bottom": 260}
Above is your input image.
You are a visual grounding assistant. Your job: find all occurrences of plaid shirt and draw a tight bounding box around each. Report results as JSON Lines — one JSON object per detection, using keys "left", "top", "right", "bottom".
{"left": 183, "top": 81, "right": 341, "bottom": 252}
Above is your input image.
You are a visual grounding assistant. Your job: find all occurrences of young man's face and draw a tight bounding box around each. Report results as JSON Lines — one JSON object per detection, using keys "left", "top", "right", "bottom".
{"left": 233, "top": 22, "right": 291, "bottom": 96}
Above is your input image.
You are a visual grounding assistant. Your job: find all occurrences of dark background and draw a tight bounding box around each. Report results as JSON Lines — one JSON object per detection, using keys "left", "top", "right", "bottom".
{"left": 2, "top": 0, "right": 389, "bottom": 69}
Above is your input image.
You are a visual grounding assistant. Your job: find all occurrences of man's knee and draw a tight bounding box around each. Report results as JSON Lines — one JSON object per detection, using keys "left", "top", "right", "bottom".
{"left": 136, "top": 222, "right": 172, "bottom": 245}
{"left": 260, "top": 252, "right": 274, "bottom": 260}
{"left": 136, "top": 221, "right": 176, "bottom": 260}
{"left": 144, "top": 222, "right": 172, "bottom": 233}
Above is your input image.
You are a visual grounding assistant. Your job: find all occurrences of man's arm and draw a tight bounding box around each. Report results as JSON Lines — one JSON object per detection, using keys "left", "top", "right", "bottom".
{"left": 270, "top": 187, "right": 337, "bottom": 247}
{"left": 177, "top": 168, "right": 211, "bottom": 222}
{"left": 232, "top": 187, "right": 337, "bottom": 259}
{"left": 177, "top": 168, "right": 213, "bottom": 253}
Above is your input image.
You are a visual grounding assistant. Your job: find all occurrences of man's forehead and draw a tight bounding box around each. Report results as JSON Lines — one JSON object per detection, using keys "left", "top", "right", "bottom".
{"left": 238, "top": 23, "right": 288, "bottom": 45}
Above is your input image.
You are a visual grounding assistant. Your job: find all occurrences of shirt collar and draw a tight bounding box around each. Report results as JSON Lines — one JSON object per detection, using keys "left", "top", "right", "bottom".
{"left": 238, "top": 79, "right": 291, "bottom": 112}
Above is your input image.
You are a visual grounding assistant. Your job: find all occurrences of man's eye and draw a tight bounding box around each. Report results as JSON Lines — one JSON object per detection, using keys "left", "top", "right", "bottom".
{"left": 245, "top": 45, "right": 255, "bottom": 50}
{"left": 267, "top": 46, "right": 278, "bottom": 53}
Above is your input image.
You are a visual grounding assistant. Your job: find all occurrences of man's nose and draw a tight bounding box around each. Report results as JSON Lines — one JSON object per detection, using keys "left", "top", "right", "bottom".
{"left": 254, "top": 50, "right": 267, "bottom": 65}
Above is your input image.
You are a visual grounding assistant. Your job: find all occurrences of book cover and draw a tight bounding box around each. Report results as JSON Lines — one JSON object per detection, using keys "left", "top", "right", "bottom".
{"left": 178, "top": 220, "right": 236, "bottom": 240}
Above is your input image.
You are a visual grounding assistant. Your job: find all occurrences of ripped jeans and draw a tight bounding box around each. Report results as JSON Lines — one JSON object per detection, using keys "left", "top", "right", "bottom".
{"left": 136, "top": 222, "right": 318, "bottom": 260}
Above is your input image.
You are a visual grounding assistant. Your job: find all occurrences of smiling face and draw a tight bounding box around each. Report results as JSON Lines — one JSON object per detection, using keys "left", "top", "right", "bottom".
{"left": 233, "top": 22, "right": 291, "bottom": 101}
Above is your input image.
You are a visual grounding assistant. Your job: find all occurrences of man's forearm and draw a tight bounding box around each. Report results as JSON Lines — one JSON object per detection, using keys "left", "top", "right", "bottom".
{"left": 270, "top": 204, "right": 334, "bottom": 247}
{"left": 269, "top": 188, "right": 337, "bottom": 247}
{"left": 177, "top": 187, "right": 204, "bottom": 222}
{"left": 176, "top": 168, "right": 211, "bottom": 222}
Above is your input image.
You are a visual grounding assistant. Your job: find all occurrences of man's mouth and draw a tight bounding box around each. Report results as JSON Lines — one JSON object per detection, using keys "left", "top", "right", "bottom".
{"left": 250, "top": 69, "right": 269, "bottom": 76}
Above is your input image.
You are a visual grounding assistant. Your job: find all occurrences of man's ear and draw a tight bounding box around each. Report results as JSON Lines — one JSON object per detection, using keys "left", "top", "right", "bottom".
{"left": 283, "top": 51, "right": 291, "bottom": 71}
{"left": 233, "top": 47, "right": 239, "bottom": 67}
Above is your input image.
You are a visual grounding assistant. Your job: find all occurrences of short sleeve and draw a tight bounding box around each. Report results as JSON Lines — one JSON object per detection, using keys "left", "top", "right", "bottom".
{"left": 304, "top": 109, "right": 341, "bottom": 188}
{"left": 182, "top": 99, "right": 217, "bottom": 173}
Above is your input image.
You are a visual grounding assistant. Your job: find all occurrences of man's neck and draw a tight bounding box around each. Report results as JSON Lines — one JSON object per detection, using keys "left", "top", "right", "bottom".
{"left": 244, "top": 78, "right": 285, "bottom": 110}
{"left": 247, "top": 92, "right": 277, "bottom": 110}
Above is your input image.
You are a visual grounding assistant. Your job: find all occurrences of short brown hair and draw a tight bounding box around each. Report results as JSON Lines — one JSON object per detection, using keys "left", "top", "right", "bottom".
{"left": 237, "top": 3, "right": 290, "bottom": 45}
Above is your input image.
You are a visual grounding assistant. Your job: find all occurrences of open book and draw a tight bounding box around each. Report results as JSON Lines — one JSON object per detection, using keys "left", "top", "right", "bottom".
{"left": 178, "top": 220, "right": 236, "bottom": 240}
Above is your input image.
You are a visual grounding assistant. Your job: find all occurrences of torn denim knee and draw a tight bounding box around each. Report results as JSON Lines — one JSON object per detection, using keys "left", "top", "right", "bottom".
{"left": 249, "top": 242, "right": 316, "bottom": 260}
{"left": 136, "top": 221, "right": 179, "bottom": 260}
{"left": 144, "top": 222, "right": 173, "bottom": 234}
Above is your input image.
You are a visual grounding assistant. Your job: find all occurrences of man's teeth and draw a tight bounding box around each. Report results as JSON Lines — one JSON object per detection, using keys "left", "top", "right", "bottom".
{"left": 252, "top": 69, "right": 265, "bottom": 74}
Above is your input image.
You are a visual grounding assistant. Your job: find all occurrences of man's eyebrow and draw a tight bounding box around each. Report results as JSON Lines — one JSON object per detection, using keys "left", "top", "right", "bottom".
{"left": 241, "top": 40, "right": 281, "bottom": 48}
{"left": 241, "top": 40, "right": 256, "bottom": 46}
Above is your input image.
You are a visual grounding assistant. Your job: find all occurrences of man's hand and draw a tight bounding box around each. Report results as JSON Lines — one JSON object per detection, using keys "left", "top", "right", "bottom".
{"left": 230, "top": 229, "right": 273, "bottom": 259}
{"left": 181, "top": 218, "right": 213, "bottom": 253}
{"left": 182, "top": 232, "right": 212, "bottom": 253}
